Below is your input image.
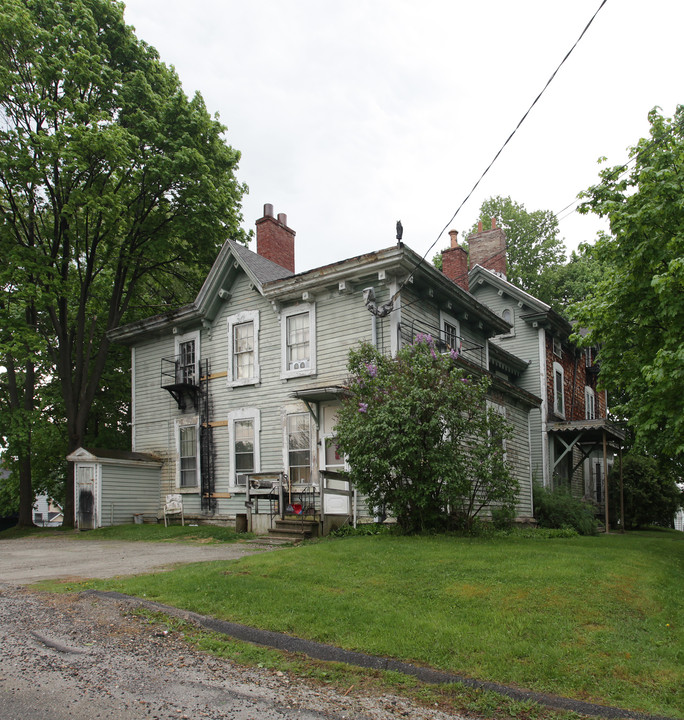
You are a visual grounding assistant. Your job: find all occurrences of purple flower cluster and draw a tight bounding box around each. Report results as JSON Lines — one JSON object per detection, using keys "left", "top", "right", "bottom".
{"left": 358, "top": 402, "right": 368, "bottom": 413}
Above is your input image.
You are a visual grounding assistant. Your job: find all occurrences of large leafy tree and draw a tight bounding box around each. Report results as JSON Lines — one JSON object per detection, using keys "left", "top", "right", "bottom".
{"left": 335, "top": 338, "right": 516, "bottom": 533}
{"left": 574, "top": 106, "right": 684, "bottom": 460}
{"left": 608, "top": 455, "right": 682, "bottom": 530}
{"left": 0, "top": 0, "right": 247, "bottom": 525}
{"left": 467, "top": 196, "right": 566, "bottom": 303}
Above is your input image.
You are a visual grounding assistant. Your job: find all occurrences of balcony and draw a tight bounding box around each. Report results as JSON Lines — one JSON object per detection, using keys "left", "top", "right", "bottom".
{"left": 161, "top": 355, "right": 201, "bottom": 410}
{"left": 400, "top": 319, "right": 487, "bottom": 368}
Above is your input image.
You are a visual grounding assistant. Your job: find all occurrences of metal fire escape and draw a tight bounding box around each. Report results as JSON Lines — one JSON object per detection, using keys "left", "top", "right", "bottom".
{"left": 161, "top": 355, "right": 216, "bottom": 513}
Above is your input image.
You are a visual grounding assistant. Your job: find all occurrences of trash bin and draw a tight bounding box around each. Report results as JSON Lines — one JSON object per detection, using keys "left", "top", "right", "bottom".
{"left": 133, "top": 513, "right": 144, "bottom": 524}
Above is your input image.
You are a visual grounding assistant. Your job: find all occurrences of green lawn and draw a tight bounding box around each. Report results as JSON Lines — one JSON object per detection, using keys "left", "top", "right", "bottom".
{"left": 0, "top": 523, "right": 248, "bottom": 543}
{"left": 54, "top": 530, "right": 684, "bottom": 718}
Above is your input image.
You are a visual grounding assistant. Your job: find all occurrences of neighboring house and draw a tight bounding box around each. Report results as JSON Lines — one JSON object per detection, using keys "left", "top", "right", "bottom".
{"left": 33, "top": 495, "right": 63, "bottom": 527}
{"left": 443, "top": 219, "right": 624, "bottom": 521}
{"left": 100, "top": 204, "right": 541, "bottom": 534}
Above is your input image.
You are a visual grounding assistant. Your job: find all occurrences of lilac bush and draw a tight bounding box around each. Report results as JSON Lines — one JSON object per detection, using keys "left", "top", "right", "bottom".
{"left": 336, "top": 337, "right": 516, "bottom": 532}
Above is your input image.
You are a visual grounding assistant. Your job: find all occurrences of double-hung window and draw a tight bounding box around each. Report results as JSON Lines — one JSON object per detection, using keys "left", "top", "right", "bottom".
{"left": 585, "top": 386, "right": 596, "bottom": 420}
{"left": 229, "top": 408, "right": 261, "bottom": 487}
{"left": 553, "top": 361, "right": 565, "bottom": 418}
{"left": 281, "top": 304, "right": 316, "bottom": 378}
{"left": 177, "top": 421, "right": 199, "bottom": 489}
{"left": 175, "top": 330, "right": 199, "bottom": 386}
{"left": 227, "top": 311, "right": 259, "bottom": 386}
{"left": 287, "top": 412, "right": 311, "bottom": 484}
{"left": 439, "top": 310, "right": 461, "bottom": 354}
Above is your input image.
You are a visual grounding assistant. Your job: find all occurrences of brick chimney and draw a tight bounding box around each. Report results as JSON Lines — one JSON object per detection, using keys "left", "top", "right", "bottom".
{"left": 255, "top": 203, "right": 295, "bottom": 272}
{"left": 442, "top": 229, "right": 469, "bottom": 292}
{"left": 467, "top": 217, "right": 506, "bottom": 278}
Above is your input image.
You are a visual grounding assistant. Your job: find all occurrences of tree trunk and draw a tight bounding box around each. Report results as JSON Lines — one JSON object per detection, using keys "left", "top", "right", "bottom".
{"left": 17, "top": 452, "right": 34, "bottom": 528}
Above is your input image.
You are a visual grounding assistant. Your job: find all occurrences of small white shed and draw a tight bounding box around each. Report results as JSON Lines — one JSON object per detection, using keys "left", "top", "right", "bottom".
{"left": 67, "top": 448, "right": 162, "bottom": 529}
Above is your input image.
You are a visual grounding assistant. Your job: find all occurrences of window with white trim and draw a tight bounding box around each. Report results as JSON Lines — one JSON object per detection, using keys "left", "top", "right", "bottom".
{"left": 176, "top": 419, "right": 200, "bottom": 489}
{"left": 228, "top": 408, "right": 260, "bottom": 487}
{"left": 281, "top": 304, "right": 316, "bottom": 378}
{"left": 439, "top": 310, "right": 461, "bottom": 354}
{"left": 227, "top": 311, "right": 260, "bottom": 386}
{"left": 553, "top": 337, "right": 562, "bottom": 358}
{"left": 287, "top": 412, "right": 312, "bottom": 484}
{"left": 500, "top": 307, "right": 515, "bottom": 337}
{"left": 175, "top": 330, "right": 199, "bottom": 385}
{"left": 553, "top": 361, "right": 565, "bottom": 417}
{"left": 585, "top": 386, "right": 596, "bottom": 420}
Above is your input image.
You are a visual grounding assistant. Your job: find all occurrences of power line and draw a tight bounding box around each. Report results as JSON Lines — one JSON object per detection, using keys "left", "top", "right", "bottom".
{"left": 398, "top": 0, "right": 610, "bottom": 293}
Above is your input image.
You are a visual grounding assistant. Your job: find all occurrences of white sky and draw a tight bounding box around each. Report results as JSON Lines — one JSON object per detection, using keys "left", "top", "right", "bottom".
{"left": 122, "top": 0, "right": 683, "bottom": 273}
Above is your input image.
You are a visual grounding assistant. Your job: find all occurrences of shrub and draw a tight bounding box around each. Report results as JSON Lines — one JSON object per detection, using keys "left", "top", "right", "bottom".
{"left": 609, "top": 454, "right": 682, "bottom": 529}
{"left": 533, "top": 483, "right": 598, "bottom": 535}
{"left": 490, "top": 504, "right": 517, "bottom": 530}
{"left": 335, "top": 339, "right": 517, "bottom": 534}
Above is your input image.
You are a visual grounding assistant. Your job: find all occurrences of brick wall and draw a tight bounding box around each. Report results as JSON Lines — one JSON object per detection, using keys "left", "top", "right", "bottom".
{"left": 545, "top": 332, "right": 605, "bottom": 422}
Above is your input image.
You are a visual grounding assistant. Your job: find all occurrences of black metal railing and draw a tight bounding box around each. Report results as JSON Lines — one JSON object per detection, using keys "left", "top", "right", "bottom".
{"left": 400, "top": 318, "right": 486, "bottom": 368}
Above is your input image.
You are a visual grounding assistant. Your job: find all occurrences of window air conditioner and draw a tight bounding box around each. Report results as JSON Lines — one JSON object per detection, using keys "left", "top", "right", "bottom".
{"left": 290, "top": 359, "right": 309, "bottom": 371}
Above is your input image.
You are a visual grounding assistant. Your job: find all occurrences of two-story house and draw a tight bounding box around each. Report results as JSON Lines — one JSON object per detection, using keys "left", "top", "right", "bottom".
{"left": 72, "top": 205, "right": 541, "bottom": 534}
{"left": 442, "top": 219, "right": 624, "bottom": 519}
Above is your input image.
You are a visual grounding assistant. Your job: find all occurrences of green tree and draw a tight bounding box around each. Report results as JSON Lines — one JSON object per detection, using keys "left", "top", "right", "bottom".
{"left": 542, "top": 243, "right": 604, "bottom": 319}
{"left": 574, "top": 106, "right": 684, "bottom": 460}
{"left": 0, "top": 0, "right": 247, "bottom": 526}
{"left": 335, "top": 338, "right": 516, "bottom": 533}
{"left": 608, "top": 455, "right": 682, "bottom": 529}
{"left": 468, "top": 196, "right": 566, "bottom": 302}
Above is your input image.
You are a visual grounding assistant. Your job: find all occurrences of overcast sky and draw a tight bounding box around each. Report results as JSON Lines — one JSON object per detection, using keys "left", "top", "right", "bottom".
{"left": 122, "top": 0, "right": 683, "bottom": 273}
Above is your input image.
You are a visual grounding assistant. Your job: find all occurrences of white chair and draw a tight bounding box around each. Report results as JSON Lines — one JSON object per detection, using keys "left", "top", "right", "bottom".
{"left": 163, "top": 494, "right": 184, "bottom": 527}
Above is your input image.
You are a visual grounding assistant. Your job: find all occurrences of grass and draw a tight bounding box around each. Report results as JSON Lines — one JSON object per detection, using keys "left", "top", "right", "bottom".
{"left": 39, "top": 529, "right": 684, "bottom": 718}
{"left": 131, "top": 607, "right": 589, "bottom": 720}
{"left": 0, "top": 522, "right": 250, "bottom": 544}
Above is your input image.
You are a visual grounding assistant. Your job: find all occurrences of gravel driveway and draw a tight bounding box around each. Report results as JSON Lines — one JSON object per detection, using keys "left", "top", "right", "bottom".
{"left": 0, "top": 537, "right": 463, "bottom": 720}
{"left": 0, "top": 534, "right": 271, "bottom": 584}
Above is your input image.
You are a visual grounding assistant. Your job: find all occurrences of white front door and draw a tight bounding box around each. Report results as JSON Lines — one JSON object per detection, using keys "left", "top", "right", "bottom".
{"left": 319, "top": 403, "right": 350, "bottom": 515}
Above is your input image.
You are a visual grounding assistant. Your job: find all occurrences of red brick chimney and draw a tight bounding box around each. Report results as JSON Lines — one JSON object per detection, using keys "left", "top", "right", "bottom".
{"left": 442, "top": 229, "right": 469, "bottom": 291}
{"left": 467, "top": 217, "right": 506, "bottom": 278}
{"left": 255, "top": 203, "right": 295, "bottom": 272}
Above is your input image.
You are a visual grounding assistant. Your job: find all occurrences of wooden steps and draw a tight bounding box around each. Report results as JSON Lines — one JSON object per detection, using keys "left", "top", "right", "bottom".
{"left": 268, "top": 516, "right": 320, "bottom": 541}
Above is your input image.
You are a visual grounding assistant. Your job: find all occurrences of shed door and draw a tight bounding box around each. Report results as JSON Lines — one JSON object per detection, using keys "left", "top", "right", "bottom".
{"left": 76, "top": 465, "right": 97, "bottom": 529}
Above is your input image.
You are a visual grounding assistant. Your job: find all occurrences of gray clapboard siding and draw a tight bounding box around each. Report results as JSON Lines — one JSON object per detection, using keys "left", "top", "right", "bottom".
{"left": 100, "top": 463, "right": 161, "bottom": 525}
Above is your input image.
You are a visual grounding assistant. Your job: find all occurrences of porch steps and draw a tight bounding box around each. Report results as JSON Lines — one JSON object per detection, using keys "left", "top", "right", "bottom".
{"left": 268, "top": 517, "right": 320, "bottom": 542}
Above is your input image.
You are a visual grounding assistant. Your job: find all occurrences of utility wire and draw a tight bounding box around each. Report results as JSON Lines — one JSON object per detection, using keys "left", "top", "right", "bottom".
{"left": 394, "top": 0, "right": 610, "bottom": 298}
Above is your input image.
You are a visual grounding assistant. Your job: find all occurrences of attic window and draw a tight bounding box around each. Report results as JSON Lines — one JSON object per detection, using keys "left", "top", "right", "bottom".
{"left": 553, "top": 337, "right": 562, "bottom": 358}
{"left": 500, "top": 308, "right": 515, "bottom": 337}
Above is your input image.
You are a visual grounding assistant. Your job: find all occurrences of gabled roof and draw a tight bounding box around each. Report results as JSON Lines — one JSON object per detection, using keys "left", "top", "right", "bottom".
{"left": 66, "top": 447, "right": 162, "bottom": 465}
{"left": 108, "top": 239, "right": 292, "bottom": 344}
{"left": 468, "top": 264, "right": 572, "bottom": 337}
{"left": 227, "top": 240, "right": 293, "bottom": 285}
{"left": 109, "top": 239, "right": 514, "bottom": 344}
